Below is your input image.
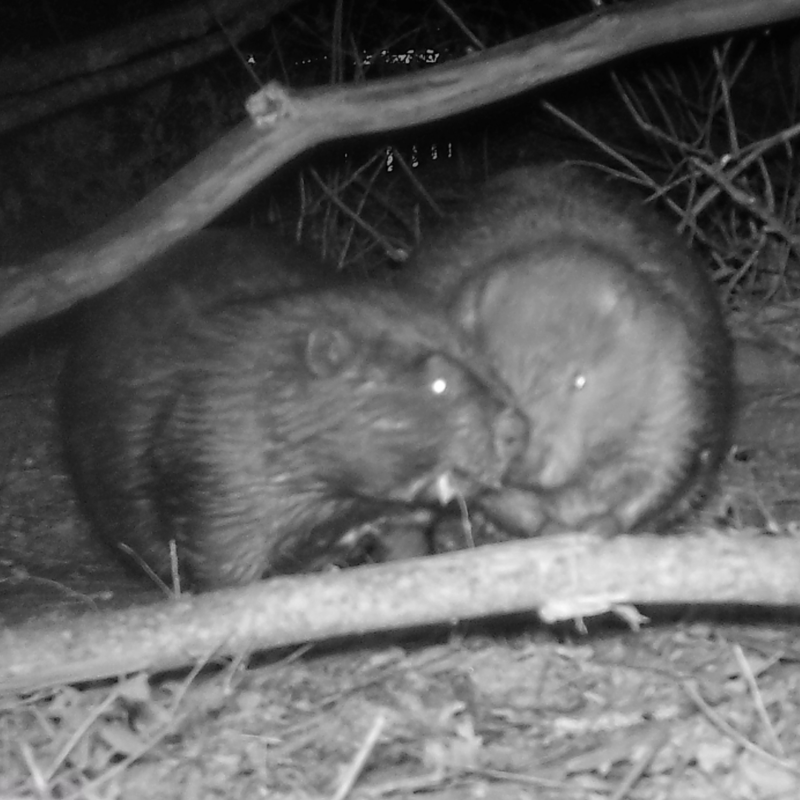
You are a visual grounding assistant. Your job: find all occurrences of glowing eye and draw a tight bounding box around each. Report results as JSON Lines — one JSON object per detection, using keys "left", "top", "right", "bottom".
{"left": 431, "top": 377, "right": 448, "bottom": 395}
{"left": 574, "top": 373, "right": 587, "bottom": 390}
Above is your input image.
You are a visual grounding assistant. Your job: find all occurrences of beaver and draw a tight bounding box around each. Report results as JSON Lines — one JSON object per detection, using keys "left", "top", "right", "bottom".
{"left": 59, "top": 229, "right": 528, "bottom": 590}
{"left": 402, "top": 163, "right": 734, "bottom": 537}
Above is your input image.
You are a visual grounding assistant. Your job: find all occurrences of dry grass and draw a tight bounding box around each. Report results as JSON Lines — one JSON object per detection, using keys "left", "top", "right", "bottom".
{"left": 3, "top": 624, "right": 800, "bottom": 798}
{"left": 543, "top": 37, "right": 800, "bottom": 303}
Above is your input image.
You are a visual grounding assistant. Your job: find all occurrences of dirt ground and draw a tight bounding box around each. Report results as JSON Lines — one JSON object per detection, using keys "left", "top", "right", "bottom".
{"left": 1, "top": 307, "right": 800, "bottom": 798}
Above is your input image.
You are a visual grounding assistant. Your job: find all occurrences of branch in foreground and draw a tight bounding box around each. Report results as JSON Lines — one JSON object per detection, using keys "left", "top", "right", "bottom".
{"left": 0, "top": 0, "right": 798, "bottom": 337}
{"left": 1, "top": 531, "right": 797, "bottom": 695}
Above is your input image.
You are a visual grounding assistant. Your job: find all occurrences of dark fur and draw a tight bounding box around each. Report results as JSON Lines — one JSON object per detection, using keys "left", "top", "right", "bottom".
{"left": 60, "top": 230, "right": 528, "bottom": 589}
{"left": 402, "top": 164, "right": 734, "bottom": 536}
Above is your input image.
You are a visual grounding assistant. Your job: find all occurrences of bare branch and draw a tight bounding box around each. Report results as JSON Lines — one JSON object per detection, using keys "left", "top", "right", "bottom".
{"left": 1, "top": 532, "right": 797, "bottom": 694}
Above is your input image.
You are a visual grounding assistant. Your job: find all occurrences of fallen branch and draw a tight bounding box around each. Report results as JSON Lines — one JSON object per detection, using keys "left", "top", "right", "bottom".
{"left": 1, "top": 0, "right": 799, "bottom": 337}
{"left": 1, "top": 531, "right": 798, "bottom": 694}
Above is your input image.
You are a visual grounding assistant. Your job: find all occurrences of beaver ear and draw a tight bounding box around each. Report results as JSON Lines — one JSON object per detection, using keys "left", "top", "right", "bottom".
{"left": 452, "top": 270, "right": 511, "bottom": 336}
{"left": 452, "top": 280, "right": 483, "bottom": 335}
{"left": 305, "top": 326, "right": 355, "bottom": 377}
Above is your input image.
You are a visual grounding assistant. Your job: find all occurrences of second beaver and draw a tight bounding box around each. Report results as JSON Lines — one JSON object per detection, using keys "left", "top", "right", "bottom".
{"left": 402, "top": 164, "right": 734, "bottom": 537}
{"left": 60, "top": 230, "right": 528, "bottom": 590}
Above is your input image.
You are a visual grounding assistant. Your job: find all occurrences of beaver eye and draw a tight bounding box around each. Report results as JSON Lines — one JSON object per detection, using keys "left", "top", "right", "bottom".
{"left": 423, "top": 354, "right": 464, "bottom": 397}
{"left": 573, "top": 373, "right": 587, "bottom": 391}
{"left": 431, "top": 377, "right": 448, "bottom": 396}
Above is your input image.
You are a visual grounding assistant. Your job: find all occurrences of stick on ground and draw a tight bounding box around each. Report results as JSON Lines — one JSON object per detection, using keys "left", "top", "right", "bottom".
{"left": 1, "top": 531, "right": 797, "bottom": 695}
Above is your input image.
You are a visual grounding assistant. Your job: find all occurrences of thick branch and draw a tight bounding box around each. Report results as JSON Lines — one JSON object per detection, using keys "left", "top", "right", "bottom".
{"left": 1, "top": 532, "right": 797, "bottom": 694}
{"left": 1, "top": 0, "right": 799, "bottom": 337}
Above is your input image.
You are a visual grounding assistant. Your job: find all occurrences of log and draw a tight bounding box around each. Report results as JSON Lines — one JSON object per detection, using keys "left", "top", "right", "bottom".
{"left": 1, "top": 532, "right": 798, "bottom": 695}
